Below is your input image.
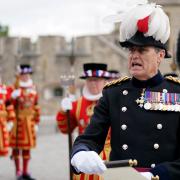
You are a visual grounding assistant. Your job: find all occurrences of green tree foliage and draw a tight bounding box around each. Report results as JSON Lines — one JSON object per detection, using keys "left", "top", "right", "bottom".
{"left": 0, "top": 24, "right": 9, "bottom": 37}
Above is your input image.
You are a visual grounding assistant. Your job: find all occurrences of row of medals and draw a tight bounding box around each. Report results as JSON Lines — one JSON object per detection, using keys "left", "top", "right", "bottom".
{"left": 136, "top": 89, "right": 180, "bottom": 112}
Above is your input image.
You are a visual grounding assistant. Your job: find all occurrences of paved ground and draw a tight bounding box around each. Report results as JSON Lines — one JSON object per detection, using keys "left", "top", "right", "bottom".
{"left": 0, "top": 121, "right": 71, "bottom": 180}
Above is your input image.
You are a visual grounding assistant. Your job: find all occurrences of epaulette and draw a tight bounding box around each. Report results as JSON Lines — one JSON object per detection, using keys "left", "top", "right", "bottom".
{"left": 104, "top": 76, "right": 131, "bottom": 89}
{"left": 165, "top": 76, "right": 180, "bottom": 84}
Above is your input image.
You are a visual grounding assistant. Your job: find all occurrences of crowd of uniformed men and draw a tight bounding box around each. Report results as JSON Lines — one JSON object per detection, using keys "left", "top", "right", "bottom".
{"left": 1, "top": 1, "right": 180, "bottom": 180}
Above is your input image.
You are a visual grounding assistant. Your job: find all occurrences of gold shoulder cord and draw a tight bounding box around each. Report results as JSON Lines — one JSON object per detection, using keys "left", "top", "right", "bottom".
{"left": 75, "top": 97, "right": 83, "bottom": 120}
{"left": 104, "top": 76, "right": 131, "bottom": 89}
{"left": 165, "top": 76, "right": 180, "bottom": 84}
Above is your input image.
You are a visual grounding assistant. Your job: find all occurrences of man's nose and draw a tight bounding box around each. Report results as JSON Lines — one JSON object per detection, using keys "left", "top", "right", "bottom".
{"left": 131, "top": 50, "right": 140, "bottom": 59}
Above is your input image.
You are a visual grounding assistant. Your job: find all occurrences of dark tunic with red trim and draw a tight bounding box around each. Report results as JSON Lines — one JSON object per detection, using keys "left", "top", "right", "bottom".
{"left": 57, "top": 96, "right": 97, "bottom": 135}
{"left": 9, "top": 85, "right": 40, "bottom": 150}
{"left": 71, "top": 72, "right": 180, "bottom": 180}
{"left": 56, "top": 96, "right": 111, "bottom": 180}
{"left": 0, "top": 85, "right": 15, "bottom": 156}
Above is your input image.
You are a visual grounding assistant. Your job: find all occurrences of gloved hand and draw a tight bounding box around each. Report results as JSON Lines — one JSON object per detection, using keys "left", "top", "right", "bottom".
{"left": 11, "top": 89, "right": 21, "bottom": 99}
{"left": 61, "top": 97, "right": 73, "bottom": 111}
{"left": 7, "top": 122, "right": 14, "bottom": 131}
{"left": 140, "top": 172, "right": 153, "bottom": 180}
{"left": 71, "top": 151, "right": 107, "bottom": 174}
{"left": 34, "top": 125, "right": 39, "bottom": 132}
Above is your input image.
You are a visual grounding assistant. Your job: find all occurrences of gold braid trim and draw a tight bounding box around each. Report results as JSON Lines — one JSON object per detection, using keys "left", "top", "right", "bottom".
{"left": 165, "top": 76, "right": 180, "bottom": 84}
{"left": 104, "top": 76, "right": 131, "bottom": 89}
{"left": 76, "top": 97, "right": 82, "bottom": 120}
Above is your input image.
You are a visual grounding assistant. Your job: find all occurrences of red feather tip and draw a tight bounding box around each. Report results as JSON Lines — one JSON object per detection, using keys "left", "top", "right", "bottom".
{"left": 137, "top": 16, "right": 149, "bottom": 33}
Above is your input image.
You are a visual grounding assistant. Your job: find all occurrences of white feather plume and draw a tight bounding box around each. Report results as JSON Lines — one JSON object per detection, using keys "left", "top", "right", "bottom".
{"left": 144, "top": 8, "right": 161, "bottom": 37}
{"left": 119, "top": 3, "right": 154, "bottom": 42}
{"left": 126, "top": 0, "right": 148, "bottom": 6}
{"left": 120, "top": 10, "right": 138, "bottom": 42}
{"left": 119, "top": 3, "right": 170, "bottom": 44}
{"left": 145, "top": 6, "right": 170, "bottom": 43}
{"left": 103, "top": 0, "right": 149, "bottom": 23}
{"left": 160, "top": 15, "right": 170, "bottom": 43}
{"left": 133, "top": 3, "right": 156, "bottom": 20}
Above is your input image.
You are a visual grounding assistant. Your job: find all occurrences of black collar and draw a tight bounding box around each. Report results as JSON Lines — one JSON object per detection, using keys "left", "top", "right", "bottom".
{"left": 132, "top": 71, "right": 164, "bottom": 88}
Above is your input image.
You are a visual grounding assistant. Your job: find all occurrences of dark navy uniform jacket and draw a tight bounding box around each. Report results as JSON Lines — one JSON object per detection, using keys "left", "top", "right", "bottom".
{"left": 71, "top": 72, "right": 180, "bottom": 180}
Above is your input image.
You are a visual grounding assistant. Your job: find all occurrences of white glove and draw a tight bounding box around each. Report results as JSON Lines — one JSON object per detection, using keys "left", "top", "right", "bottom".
{"left": 7, "top": 122, "right": 14, "bottom": 131}
{"left": 34, "top": 125, "right": 39, "bottom": 132}
{"left": 71, "top": 151, "right": 107, "bottom": 174}
{"left": 11, "top": 89, "right": 21, "bottom": 99}
{"left": 141, "top": 172, "right": 153, "bottom": 180}
{"left": 61, "top": 97, "right": 73, "bottom": 111}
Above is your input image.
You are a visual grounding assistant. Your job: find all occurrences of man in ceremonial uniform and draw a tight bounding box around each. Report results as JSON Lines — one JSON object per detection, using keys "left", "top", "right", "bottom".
{"left": 9, "top": 64, "right": 40, "bottom": 180}
{"left": 56, "top": 63, "right": 111, "bottom": 180}
{"left": 0, "top": 83, "right": 15, "bottom": 157}
{"left": 70, "top": 2, "right": 180, "bottom": 180}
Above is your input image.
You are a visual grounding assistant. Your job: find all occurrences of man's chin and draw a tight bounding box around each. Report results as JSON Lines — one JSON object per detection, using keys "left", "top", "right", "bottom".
{"left": 130, "top": 71, "right": 147, "bottom": 80}
{"left": 89, "top": 90, "right": 100, "bottom": 95}
{"left": 130, "top": 70, "right": 143, "bottom": 76}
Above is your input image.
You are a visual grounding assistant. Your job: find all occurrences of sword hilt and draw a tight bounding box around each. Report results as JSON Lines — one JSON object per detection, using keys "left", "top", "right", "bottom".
{"left": 104, "top": 159, "right": 138, "bottom": 168}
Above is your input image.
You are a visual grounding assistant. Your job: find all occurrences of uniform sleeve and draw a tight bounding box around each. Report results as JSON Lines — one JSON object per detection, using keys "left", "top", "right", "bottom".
{"left": 71, "top": 89, "right": 110, "bottom": 157}
{"left": 6, "top": 104, "right": 16, "bottom": 122}
{"left": 34, "top": 93, "right": 40, "bottom": 124}
{"left": 7, "top": 86, "right": 17, "bottom": 107}
{"left": 6, "top": 85, "right": 14, "bottom": 101}
{"left": 6, "top": 86, "right": 16, "bottom": 122}
{"left": 56, "top": 101, "right": 78, "bottom": 134}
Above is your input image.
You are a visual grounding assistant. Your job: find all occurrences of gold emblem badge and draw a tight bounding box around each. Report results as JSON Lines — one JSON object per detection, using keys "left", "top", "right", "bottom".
{"left": 86, "top": 103, "right": 96, "bottom": 117}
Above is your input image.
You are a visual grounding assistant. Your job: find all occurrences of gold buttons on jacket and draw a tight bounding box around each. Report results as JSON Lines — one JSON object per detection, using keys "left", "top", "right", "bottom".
{"left": 157, "top": 124, "right": 162, "bottom": 130}
{"left": 151, "top": 164, "right": 156, "bottom": 168}
{"left": 121, "top": 124, "right": 127, "bottom": 130}
{"left": 123, "top": 90, "right": 128, "bottom": 95}
{"left": 122, "top": 144, "right": 128, "bottom": 150}
{"left": 152, "top": 175, "right": 159, "bottom": 180}
{"left": 122, "top": 107, "right": 127, "bottom": 112}
{"left": 154, "top": 143, "right": 159, "bottom": 149}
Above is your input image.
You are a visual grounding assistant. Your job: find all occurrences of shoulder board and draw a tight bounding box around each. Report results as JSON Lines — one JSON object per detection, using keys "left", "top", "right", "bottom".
{"left": 165, "top": 76, "right": 180, "bottom": 85}
{"left": 104, "top": 76, "right": 131, "bottom": 89}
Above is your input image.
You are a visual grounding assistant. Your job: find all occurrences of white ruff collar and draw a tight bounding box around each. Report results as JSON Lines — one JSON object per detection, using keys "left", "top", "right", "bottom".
{"left": 82, "top": 86, "right": 102, "bottom": 101}
{"left": 19, "top": 79, "right": 33, "bottom": 88}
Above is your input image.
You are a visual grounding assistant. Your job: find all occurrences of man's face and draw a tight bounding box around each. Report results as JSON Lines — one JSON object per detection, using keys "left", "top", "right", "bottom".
{"left": 20, "top": 74, "right": 31, "bottom": 82}
{"left": 128, "top": 46, "right": 165, "bottom": 80}
{"left": 86, "top": 77, "right": 106, "bottom": 95}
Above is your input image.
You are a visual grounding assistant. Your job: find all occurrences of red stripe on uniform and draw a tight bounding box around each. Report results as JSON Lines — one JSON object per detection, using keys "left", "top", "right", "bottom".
{"left": 135, "top": 167, "right": 150, "bottom": 172}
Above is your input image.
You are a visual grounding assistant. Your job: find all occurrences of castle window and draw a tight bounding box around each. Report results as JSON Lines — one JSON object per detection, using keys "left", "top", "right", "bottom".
{"left": 53, "top": 87, "right": 63, "bottom": 97}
